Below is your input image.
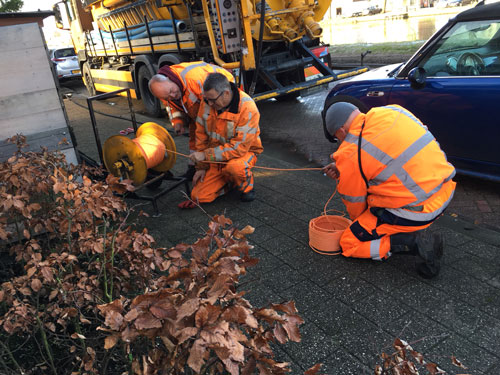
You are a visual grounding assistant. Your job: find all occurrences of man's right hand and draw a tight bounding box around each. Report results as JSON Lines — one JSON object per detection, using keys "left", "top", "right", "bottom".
{"left": 173, "top": 122, "right": 185, "bottom": 135}
{"left": 193, "top": 169, "right": 206, "bottom": 186}
{"left": 322, "top": 162, "right": 340, "bottom": 180}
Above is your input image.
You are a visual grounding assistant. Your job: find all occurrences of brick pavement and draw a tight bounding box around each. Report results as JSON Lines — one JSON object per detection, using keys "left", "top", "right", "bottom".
{"left": 63, "top": 86, "right": 500, "bottom": 374}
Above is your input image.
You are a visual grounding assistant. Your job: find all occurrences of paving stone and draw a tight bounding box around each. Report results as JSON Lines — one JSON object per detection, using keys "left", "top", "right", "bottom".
{"left": 351, "top": 292, "right": 410, "bottom": 325}
{"left": 486, "top": 361, "right": 500, "bottom": 374}
{"left": 385, "top": 312, "right": 451, "bottom": 353}
{"left": 260, "top": 234, "right": 304, "bottom": 257}
{"left": 324, "top": 273, "right": 381, "bottom": 304}
{"left": 426, "top": 334, "right": 499, "bottom": 374}
{"left": 391, "top": 280, "right": 452, "bottom": 314}
{"left": 247, "top": 224, "right": 282, "bottom": 245}
{"left": 282, "top": 323, "right": 340, "bottom": 370}
{"left": 296, "top": 255, "right": 349, "bottom": 286}
{"left": 459, "top": 241, "right": 500, "bottom": 265}
{"left": 263, "top": 264, "right": 307, "bottom": 293}
{"left": 431, "top": 225, "right": 474, "bottom": 247}
{"left": 273, "top": 217, "right": 309, "bottom": 236}
{"left": 428, "top": 267, "right": 500, "bottom": 312}
{"left": 338, "top": 324, "right": 394, "bottom": 368}
{"left": 448, "top": 254, "right": 499, "bottom": 282}
{"left": 320, "top": 349, "right": 372, "bottom": 374}
{"left": 279, "top": 279, "right": 333, "bottom": 314}
{"left": 468, "top": 316, "right": 500, "bottom": 357}
{"left": 245, "top": 248, "right": 286, "bottom": 277}
{"left": 240, "top": 279, "right": 283, "bottom": 309}
{"left": 358, "top": 260, "right": 416, "bottom": 294}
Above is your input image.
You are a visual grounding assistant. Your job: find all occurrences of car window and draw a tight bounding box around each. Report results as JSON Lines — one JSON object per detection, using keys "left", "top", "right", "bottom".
{"left": 419, "top": 19, "right": 500, "bottom": 76}
{"left": 54, "top": 48, "right": 76, "bottom": 58}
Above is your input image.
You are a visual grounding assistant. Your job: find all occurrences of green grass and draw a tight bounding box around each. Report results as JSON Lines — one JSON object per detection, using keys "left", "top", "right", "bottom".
{"left": 329, "top": 41, "right": 425, "bottom": 56}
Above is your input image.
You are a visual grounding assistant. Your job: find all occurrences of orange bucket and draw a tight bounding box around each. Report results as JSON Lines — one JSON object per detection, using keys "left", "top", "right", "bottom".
{"left": 309, "top": 215, "right": 352, "bottom": 255}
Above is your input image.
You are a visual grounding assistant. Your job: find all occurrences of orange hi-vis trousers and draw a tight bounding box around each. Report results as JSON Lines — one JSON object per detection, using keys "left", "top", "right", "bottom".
{"left": 191, "top": 152, "right": 257, "bottom": 203}
{"left": 339, "top": 208, "right": 431, "bottom": 260}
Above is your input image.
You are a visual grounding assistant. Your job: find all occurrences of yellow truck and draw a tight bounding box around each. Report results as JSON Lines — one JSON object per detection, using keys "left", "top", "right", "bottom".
{"left": 54, "top": 0, "right": 367, "bottom": 116}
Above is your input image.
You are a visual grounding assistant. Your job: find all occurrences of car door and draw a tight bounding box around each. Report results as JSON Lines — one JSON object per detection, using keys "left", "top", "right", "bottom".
{"left": 388, "top": 19, "right": 500, "bottom": 176}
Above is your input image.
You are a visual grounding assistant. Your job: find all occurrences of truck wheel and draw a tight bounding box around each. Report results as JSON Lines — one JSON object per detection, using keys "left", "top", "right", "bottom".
{"left": 82, "top": 63, "right": 96, "bottom": 97}
{"left": 138, "top": 65, "right": 162, "bottom": 117}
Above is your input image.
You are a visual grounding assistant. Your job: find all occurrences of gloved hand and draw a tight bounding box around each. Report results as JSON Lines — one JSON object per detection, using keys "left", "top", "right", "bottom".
{"left": 192, "top": 169, "right": 206, "bottom": 186}
{"left": 178, "top": 200, "right": 197, "bottom": 209}
{"left": 322, "top": 162, "right": 340, "bottom": 180}
{"left": 189, "top": 151, "right": 206, "bottom": 163}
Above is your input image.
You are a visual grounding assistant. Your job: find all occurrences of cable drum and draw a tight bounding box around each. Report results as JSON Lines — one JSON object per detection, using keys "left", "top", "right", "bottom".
{"left": 309, "top": 215, "right": 351, "bottom": 255}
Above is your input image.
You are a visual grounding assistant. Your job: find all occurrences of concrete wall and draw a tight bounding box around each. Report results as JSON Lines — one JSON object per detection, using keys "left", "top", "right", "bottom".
{"left": 0, "top": 22, "right": 78, "bottom": 165}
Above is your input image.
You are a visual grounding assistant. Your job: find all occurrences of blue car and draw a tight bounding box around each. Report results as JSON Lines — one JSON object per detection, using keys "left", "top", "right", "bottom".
{"left": 325, "top": 2, "right": 500, "bottom": 182}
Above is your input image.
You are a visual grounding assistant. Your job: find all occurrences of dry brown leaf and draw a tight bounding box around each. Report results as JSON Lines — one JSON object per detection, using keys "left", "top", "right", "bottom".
{"left": 134, "top": 312, "right": 162, "bottom": 330}
{"left": 104, "top": 334, "right": 119, "bottom": 350}
{"left": 187, "top": 338, "right": 207, "bottom": 373}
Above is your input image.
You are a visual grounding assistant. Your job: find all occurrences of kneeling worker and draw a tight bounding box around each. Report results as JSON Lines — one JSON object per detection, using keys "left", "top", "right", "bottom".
{"left": 178, "top": 73, "right": 263, "bottom": 208}
{"left": 322, "top": 102, "right": 456, "bottom": 278}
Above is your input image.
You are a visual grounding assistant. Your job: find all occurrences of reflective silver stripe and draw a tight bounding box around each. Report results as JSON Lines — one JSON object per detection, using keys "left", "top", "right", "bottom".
{"left": 241, "top": 96, "right": 252, "bottom": 103}
{"left": 221, "top": 142, "right": 241, "bottom": 156}
{"left": 214, "top": 147, "right": 224, "bottom": 161}
{"left": 345, "top": 134, "right": 393, "bottom": 166}
{"left": 188, "top": 90, "right": 198, "bottom": 103}
{"left": 179, "top": 62, "right": 209, "bottom": 85}
{"left": 386, "top": 187, "right": 455, "bottom": 222}
{"left": 208, "top": 132, "right": 226, "bottom": 144}
{"left": 370, "top": 239, "right": 383, "bottom": 260}
{"left": 371, "top": 132, "right": 435, "bottom": 202}
{"left": 227, "top": 121, "right": 235, "bottom": 139}
{"left": 340, "top": 194, "right": 367, "bottom": 203}
{"left": 385, "top": 105, "right": 426, "bottom": 129}
{"left": 412, "top": 169, "right": 456, "bottom": 205}
{"left": 171, "top": 111, "right": 184, "bottom": 119}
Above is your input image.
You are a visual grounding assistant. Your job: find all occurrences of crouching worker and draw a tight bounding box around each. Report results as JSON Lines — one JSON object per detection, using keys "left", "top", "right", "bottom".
{"left": 178, "top": 73, "right": 263, "bottom": 209}
{"left": 322, "top": 102, "right": 456, "bottom": 278}
{"left": 149, "top": 62, "right": 234, "bottom": 180}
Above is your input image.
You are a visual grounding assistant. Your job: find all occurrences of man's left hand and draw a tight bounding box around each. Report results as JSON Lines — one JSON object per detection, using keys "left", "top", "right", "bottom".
{"left": 189, "top": 151, "right": 205, "bottom": 164}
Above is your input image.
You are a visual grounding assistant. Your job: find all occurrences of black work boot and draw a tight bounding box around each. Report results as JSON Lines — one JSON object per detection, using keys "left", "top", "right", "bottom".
{"left": 390, "top": 232, "right": 418, "bottom": 255}
{"left": 182, "top": 165, "right": 196, "bottom": 181}
{"left": 240, "top": 189, "right": 255, "bottom": 202}
{"left": 415, "top": 230, "right": 444, "bottom": 279}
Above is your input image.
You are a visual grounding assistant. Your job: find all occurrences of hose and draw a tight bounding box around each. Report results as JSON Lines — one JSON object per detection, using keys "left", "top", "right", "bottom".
{"left": 248, "top": 0, "right": 266, "bottom": 96}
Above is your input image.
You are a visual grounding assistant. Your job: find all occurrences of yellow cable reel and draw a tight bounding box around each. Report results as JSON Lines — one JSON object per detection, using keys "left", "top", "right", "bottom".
{"left": 103, "top": 122, "right": 177, "bottom": 185}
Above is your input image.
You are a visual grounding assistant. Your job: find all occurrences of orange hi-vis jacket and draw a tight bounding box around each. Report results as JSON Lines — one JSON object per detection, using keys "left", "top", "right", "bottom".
{"left": 194, "top": 85, "right": 263, "bottom": 162}
{"left": 161, "top": 62, "right": 234, "bottom": 137}
{"left": 333, "top": 105, "right": 456, "bottom": 224}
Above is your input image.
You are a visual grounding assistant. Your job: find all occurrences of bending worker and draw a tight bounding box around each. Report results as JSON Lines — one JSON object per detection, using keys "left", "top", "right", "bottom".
{"left": 322, "top": 102, "right": 456, "bottom": 278}
{"left": 149, "top": 62, "right": 234, "bottom": 180}
{"left": 178, "top": 72, "right": 263, "bottom": 209}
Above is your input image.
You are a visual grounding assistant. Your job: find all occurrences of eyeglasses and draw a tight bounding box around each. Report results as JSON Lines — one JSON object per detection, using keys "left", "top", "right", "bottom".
{"left": 203, "top": 91, "right": 223, "bottom": 105}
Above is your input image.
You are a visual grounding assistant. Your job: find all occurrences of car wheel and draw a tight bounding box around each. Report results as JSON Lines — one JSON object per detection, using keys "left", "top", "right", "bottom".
{"left": 82, "top": 63, "right": 97, "bottom": 97}
{"left": 137, "top": 65, "right": 163, "bottom": 118}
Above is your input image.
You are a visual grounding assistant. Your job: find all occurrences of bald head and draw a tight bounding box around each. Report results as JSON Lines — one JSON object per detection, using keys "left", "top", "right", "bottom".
{"left": 149, "top": 74, "right": 181, "bottom": 101}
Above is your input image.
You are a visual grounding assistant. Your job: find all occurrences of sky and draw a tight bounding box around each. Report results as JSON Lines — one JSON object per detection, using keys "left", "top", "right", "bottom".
{"left": 21, "top": 0, "right": 56, "bottom": 12}
{"left": 21, "top": 0, "right": 73, "bottom": 47}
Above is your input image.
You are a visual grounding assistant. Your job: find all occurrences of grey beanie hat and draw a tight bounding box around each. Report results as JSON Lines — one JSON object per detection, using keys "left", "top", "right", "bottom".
{"left": 325, "top": 102, "right": 358, "bottom": 136}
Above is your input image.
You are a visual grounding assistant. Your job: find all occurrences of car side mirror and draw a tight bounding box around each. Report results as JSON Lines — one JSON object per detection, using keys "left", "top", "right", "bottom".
{"left": 408, "top": 67, "right": 427, "bottom": 90}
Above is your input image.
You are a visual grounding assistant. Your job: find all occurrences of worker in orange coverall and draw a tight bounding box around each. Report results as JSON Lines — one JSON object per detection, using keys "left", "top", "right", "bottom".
{"left": 322, "top": 101, "right": 456, "bottom": 278}
{"left": 149, "top": 62, "right": 234, "bottom": 180}
{"left": 178, "top": 72, "right": 263, "bottom": 209}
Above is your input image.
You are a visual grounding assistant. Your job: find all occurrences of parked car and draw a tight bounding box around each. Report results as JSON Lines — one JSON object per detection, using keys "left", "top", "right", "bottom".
{"left": 49, "top": 47, "right": 81, "bottom": 80}
{"left": 363, "top": 5, "right": 382, "bottom": 15}
{"left": 324, "top": 2, "right": 500, "bottom": 182}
